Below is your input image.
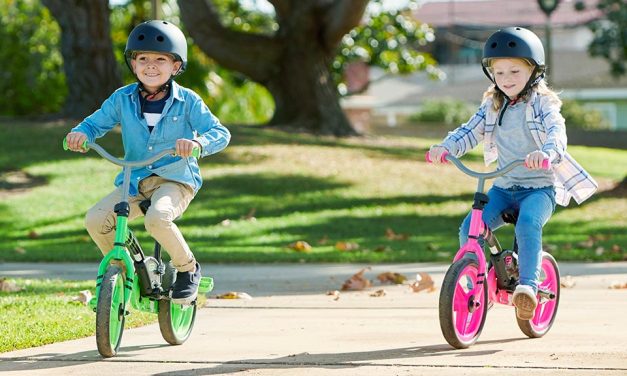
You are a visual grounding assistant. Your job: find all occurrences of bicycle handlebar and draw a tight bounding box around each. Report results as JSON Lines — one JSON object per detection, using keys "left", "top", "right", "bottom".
{"left": 425, "top": 151, "right": 549, "bottom": 180}
{"left": 63, "top": 139, "right": 200, "bottom": 167}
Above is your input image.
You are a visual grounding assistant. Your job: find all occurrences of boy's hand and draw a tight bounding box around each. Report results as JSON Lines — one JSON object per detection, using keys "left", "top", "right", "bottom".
{"left": 175, "top": 138, "right": 201, "bottom": 158}
{"left": 427, "top": 145, "right": 448, "bottom": 164}
{"left": 525, "top": 150, "right": 549, "bottom": 169}
{"left": 66, "top": 132, "right": 88, "bottom": 152}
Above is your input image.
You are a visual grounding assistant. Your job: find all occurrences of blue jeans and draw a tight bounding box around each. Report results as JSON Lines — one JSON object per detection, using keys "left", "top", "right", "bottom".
{"left": 459, "top": 185, "right": 556, "bottom": 291}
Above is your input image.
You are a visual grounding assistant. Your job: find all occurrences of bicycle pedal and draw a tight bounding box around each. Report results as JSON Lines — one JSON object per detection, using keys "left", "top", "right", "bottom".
{"left": 198, "top": 277, "right": 214, "bottom": 293}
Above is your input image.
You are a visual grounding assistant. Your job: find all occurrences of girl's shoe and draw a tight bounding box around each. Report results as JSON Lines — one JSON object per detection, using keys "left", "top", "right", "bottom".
{"left": 513, "top": 284, "right": 537, "bottom": 320}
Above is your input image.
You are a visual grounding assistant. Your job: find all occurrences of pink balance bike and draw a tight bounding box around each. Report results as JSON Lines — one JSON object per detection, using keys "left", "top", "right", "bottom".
{"left": 426, "top": 152, "right": 560, "bottom": 349}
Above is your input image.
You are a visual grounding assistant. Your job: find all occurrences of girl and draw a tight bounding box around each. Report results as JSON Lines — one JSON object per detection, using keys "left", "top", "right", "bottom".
{"left": 427, "top": 27, "right": 597, "bottom": 320}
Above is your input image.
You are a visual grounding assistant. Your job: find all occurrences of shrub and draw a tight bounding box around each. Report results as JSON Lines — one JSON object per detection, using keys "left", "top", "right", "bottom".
{"left": 561, "top": 100, "right": 611, "bottom": 130}
{"left": 410, "top": 98, "right": 475, "bottom": 125}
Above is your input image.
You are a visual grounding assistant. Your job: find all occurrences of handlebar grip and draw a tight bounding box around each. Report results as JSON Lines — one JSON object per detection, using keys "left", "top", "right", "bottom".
{"left": 425, "top": 150, "right": 448, "bottom": 163}
{"left": 62, "top": 138, "right": 88, "bottom": 152}
{"left": 524, "top": 159, "right": 550, "bottom": 170}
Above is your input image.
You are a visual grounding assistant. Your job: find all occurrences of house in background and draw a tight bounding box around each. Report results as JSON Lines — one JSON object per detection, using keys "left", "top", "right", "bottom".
{"left": 360, "top": 0, "right": 627, "bottom": 131}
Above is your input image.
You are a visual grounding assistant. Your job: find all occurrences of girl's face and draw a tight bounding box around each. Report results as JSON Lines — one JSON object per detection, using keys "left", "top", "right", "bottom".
{"left": 131, "top": 52, "right": 181, "bottom": 92}
{"left": 490, "top": 58, "right": 533, "bottom": 99}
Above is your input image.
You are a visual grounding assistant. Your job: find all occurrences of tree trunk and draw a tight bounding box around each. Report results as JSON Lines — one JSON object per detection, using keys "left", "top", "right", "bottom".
{"left": 42, "top": 0, "right": 122, "bottom": 119}
{"left": 179, "top": 0, "right": 368, "bottom": 136}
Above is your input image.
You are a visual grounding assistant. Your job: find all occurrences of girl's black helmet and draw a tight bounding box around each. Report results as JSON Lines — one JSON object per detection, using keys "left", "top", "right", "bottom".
{"left": 124, "top": 20, "right": 187, "bottom": 75}
{"left": 482, "top": 26, "right": 545, "bottom": 69}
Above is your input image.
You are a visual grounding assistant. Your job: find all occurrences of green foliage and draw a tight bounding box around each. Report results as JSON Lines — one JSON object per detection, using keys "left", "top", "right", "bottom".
{"left": 410, "top": 98, "right": 476, "bottom": 125}
{"left": 334, "top": 0, "right": 442, "bottom": 95}
{"left": 0, "top": 0, "right": 66, "bottom": 115}
{"left": 582, "top": 0, "right": 627, "bottom": 76}
{"left": 561, "top": 99, "right": 611, "bottom": 130}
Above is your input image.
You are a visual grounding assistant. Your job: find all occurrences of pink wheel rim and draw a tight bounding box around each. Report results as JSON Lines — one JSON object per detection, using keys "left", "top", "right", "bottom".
{"left": 530, "top": 258, "right": 558, "bottom": 330}
{"left": 452, "top": 264, "right": 485, "bottom": 341}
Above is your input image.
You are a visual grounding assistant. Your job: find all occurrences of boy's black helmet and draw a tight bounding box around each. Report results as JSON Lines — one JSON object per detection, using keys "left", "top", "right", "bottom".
{"left": 124, "top": 20, "right": 187, "bottom": 75}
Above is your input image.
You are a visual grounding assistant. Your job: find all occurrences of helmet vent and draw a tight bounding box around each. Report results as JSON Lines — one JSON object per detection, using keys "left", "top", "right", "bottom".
{"left": 138, "top": 34, "right": 145, "bottom": 41}
{"left": 508, "top": 41, "right": 517, "bottom": 48}
{"left": 156, "top": 35, "right": 165, "bottom": 42}
{"left": 490, "top": 42, "right": 497, "bottom": 48}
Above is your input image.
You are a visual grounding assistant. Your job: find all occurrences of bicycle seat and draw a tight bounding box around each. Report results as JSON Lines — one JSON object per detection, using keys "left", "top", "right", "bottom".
{"left": 139, "top": 199, "right": 151, "bottom": 215}
{"left": 501, "top": 208, "right": 518, "bottom": 224}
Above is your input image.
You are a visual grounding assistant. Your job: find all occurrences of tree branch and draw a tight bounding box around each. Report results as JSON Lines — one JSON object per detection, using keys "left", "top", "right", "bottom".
{"left": 178, "top": 0, "right": 281, "bottom": 82}
{"left": 321, "top": 0, "right": 368, "bottom": 51}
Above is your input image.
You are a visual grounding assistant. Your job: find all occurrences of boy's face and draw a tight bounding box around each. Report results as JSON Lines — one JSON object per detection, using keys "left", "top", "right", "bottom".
{"left": 490, "top": 58, "right": 533, "bottom": 99}
{"left": 131, "top": 52, "right": 182, "bottom": 92}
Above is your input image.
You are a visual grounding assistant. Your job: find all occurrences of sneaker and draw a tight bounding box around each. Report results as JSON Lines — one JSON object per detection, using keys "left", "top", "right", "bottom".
{"left": 170, "top": 263, "right": 201, "bottom": 305}
{"left": 512, "top": 284, "right": 538, "bottom": 321}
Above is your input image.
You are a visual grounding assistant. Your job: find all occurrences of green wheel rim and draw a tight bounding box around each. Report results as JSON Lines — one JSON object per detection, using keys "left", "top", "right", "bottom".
{"left": 109, "top": 273, "right": 125, "bottom": 347}
{"left": 170, "top": 303, "right": 194, "bottom": 338}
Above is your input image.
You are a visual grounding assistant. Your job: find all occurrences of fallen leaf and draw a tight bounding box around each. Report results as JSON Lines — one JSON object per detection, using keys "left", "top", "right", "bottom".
{"left": 341, "top": 267, "right": 372, "bottom": 291}
{"left": 560, "top": 275, "right": 576, "bottom": 288}
{"left": 71, "top": 290, "right": 92, "bottom": 305}
{"left": 317, "top": 235, "right": 329, "bottom": 245}
{"left": 0, "top": 278, "right": 22, "bottom": 292}
{"left": 28, "top": 230, "right": 40, "bottom": 239}
{"left": 373, "top": 245, "right": 391, "bottom": 253}
{"left": 214, "top": 291, "right": 253, "bottom": 299}
{"left": 595, "top": 246, "right": 605, "bottom": 256}
{"left": 369, "top": 289, "right": 386, "bottom": 297}
{"left": 14, "top": 247, "right": 26, "bottom": 254}
{"left": 288, "top": 240, "right": 312, "bottom": 252}
{"left": 326, "top": 290, "right": 340, "bottom": 300}
{"left": 241, "top": 208, "right": 257, "bottom": 221}
{"left": 608, "top": 281, "right": 627, "bottom": 289}
{"left": 409, "top": 272, "right": 436, "bottom": 293}
{"left": 611, "top": 244, "right": 623, "bottom": 253}
{"left": 385, "top": 228, "right": 409, "bottom": 240}
{"left": 376, "top": 272, "right": 407, "bottom": 284}
{"left": 335, "top": 241, "right": 359, "bottom": 252}
{"left": 220, "top": 219, "right": 231, "bottom": 226}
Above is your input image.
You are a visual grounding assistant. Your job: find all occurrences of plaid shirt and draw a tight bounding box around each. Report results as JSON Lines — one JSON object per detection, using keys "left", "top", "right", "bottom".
{"left": 440, "top": 91, "right": 598, "bottom": 206}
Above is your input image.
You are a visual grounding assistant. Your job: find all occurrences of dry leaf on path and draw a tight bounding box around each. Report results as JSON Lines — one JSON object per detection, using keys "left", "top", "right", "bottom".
{"left": 409, "top": 272, "right": 436, "bottom": 293}
{"left": 369, "top": 289, "right": 386, "bottom": 297}
{"left": 214, "top": 291, "right": 253, "bottom": 299}
{"left": 376, "top": 272, "right": 407, "bottom": 284}
{"left": 288, "top": 240, "right": 312, "bottom": 252}
{"left": 560, "top": 275, "right": 576, "bottom": 288}
{"left": 341, "top": 267, "right": 372, "bottom": 291}
{"left": 326, "top": 290, "right": 340, "bottom": 300}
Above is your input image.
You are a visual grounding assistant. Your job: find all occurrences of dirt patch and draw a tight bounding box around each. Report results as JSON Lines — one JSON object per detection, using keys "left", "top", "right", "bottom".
{"left": 0, "top": 170, "right": 47, "bottom": 198}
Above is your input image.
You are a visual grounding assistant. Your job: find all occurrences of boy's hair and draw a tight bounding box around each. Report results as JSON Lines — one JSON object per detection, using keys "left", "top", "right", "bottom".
{"left": 482, "top": 58, "right": 561, "bottom": 111}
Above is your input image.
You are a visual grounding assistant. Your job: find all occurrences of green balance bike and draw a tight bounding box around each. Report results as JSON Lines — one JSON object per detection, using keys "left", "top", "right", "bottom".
{"left": 63, "top": 139, "right": 213, "bottom": 358}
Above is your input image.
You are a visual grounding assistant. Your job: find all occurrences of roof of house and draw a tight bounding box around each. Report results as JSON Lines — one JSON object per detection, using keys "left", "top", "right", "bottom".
{"left": 413, "top": 0, "right": 602, "bottom": 28}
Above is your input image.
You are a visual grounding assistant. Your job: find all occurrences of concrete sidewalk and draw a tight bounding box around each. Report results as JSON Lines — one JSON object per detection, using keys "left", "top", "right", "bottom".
{"left": 1, "top": 262, "right": 626, "bottom": 375}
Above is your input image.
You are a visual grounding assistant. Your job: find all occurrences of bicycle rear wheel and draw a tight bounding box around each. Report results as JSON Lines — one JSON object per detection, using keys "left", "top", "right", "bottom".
{"left": 439, "top": 257, "right": 488, "bottom": 349}
{"left": 96, "top": 266, "right": 126, "bottom": 358}
{"left": 517, "top": 252, "right": 560, "bottom": 337}
{"left": 158, "top": 299, "right": 197, "bottom": 345}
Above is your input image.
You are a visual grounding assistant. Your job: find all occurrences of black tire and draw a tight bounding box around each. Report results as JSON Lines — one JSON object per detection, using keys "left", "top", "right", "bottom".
{"left": 439, "top": 257, "right": 488, "bottom": 349}
{"left": 96, "top": 266, "right": 126, "bottom": 358}
{"left": 158, "top": 299, "right": 197, "bottom": 345}
{"left": 517, "top": 252, "right": 560, "bottom": 338}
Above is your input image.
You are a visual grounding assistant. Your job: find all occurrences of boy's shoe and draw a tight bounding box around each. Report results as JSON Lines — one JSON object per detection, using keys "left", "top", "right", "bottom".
{"left": 512, "top": 284, "right": 538, "bottom": 321}
{"left": 170, "top": 263, "right": 201, "bottom": 305}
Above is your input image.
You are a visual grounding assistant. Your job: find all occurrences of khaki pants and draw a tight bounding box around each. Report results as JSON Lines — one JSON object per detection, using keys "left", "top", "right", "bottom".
{"left": 85, "top": 176, "right": 196, "bottom": 272}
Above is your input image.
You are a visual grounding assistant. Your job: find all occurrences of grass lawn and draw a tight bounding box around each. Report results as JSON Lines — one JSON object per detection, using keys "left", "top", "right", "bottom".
{"left": 0, "top": 119, "right": 625, "bottom": 353}
{"left": 0, "top": 119, "right": 625, "bottom": 264}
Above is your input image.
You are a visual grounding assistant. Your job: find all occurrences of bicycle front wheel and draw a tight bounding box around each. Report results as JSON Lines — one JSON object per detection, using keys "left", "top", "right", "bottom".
{"left": 158, "top": 299, "right": 197, "bottom": 345}
{"left": 439, "top": 257, "right": 488, "bottom": 349}
{"left": 96, "top": 266, "right": 126, "bottom": 358}
{"left": 517, "top": 252, "right": 560, "bottom": 338}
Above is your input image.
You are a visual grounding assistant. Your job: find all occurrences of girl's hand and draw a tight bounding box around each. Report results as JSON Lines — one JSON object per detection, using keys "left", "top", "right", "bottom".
{"left": 66, "top": 132, "right": 88, "bottom": 153}
{"left": 175, "top": 138, "right": 201, "bottom": 158}
{"left": 427, "top": 145, "right": 449, "bottom": 164}
{"left": 525, "top": 150, "right": 549, "bottom": 169}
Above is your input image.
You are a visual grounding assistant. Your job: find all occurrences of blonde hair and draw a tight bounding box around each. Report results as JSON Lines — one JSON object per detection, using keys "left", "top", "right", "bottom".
{"left": 482, "top": 58, "right": 561, "bottom": 111}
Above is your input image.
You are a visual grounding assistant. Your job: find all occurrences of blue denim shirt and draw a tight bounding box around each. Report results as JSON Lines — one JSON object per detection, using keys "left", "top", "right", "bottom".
{"left": 72, "top": 81, "right": 230, "bottom": 196}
